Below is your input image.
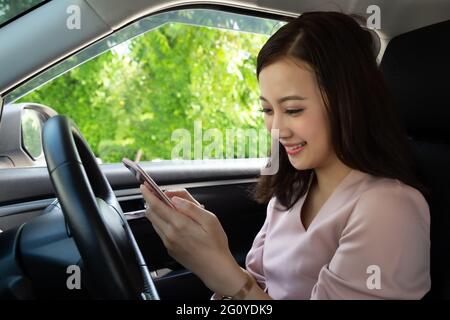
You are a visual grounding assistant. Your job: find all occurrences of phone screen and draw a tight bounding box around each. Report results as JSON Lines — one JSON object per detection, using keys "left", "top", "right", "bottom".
{"left": 122, "top": 158, "right": 175, "bottom": 209}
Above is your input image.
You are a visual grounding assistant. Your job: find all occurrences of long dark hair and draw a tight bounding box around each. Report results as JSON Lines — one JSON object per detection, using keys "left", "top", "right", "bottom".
{"left": 253, "top": 11, "right": 425, "bottom": 209}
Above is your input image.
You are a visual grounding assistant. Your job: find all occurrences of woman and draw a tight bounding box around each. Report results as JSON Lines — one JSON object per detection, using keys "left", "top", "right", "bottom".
{"left": 140, "top": 11, "right": 431, "bottom": 300}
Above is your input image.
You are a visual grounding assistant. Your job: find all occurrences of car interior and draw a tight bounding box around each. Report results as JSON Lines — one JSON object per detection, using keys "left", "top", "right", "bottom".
{"left": 1, "top": 0, "right": 450, "bottom": 300}
{"left": 380, "top": 18, "right": 450, "bottom": 299}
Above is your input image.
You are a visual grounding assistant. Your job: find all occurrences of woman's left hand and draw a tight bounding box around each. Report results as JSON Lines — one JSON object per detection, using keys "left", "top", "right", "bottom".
{"left": 139, "top": 183, "right": 244, "bottom": 294}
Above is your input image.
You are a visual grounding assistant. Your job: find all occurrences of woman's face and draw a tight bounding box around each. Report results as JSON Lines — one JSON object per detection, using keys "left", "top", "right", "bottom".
{"left": 258, "top": 57, "right": 336, "bottom": 171}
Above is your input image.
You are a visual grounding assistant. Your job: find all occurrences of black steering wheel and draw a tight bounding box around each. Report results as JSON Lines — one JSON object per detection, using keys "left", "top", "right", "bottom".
{"left": 42, "top": 115, "right": 159, "bottom": 299}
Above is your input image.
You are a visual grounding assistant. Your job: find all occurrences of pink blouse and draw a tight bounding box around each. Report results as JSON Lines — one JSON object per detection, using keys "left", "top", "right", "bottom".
{"left": 245, "top": 169, "right": 431, "bottom": 299}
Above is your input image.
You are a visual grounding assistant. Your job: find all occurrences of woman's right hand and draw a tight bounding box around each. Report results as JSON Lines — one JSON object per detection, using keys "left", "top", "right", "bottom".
{"left": 164, "top": 188, "right": 205, "bottom": 208}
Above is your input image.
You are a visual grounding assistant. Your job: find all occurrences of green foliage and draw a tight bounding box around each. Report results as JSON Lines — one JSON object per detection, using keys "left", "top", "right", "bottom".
{"left": 17, "top": 21, "right": 270, "bottom": 163}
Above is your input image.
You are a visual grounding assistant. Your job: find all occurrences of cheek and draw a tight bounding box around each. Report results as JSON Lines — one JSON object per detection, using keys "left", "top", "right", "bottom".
{"left": 315, "top": 131, "right": 332, "bottom": 153}
{"left": 302, "top": 114, "right": 331, "bottom": 148}
{"left": 310, "top": 116, "right": 333, "bottom": 154}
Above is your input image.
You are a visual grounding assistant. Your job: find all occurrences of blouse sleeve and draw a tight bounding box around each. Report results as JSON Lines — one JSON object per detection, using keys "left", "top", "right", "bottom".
{"left": 244, "top": 197, "right": 277, "bottom": 292}
{"left": 310, "top": 183, "right": 431, "bottom": 300}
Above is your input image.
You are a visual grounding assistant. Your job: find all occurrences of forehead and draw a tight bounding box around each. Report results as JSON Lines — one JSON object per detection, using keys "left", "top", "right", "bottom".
{"left": 258, "top": 58, "right": 317, "bottom": 96}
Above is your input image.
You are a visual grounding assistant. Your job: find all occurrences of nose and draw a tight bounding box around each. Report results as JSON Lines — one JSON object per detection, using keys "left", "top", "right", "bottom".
{"left": 270, "top": 111, "right": 291, "bottom": 140}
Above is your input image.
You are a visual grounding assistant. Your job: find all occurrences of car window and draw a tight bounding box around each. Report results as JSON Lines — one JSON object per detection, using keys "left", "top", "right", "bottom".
{"left": 6, "top": 8, "right": 284, "bottom": 166}
{"left": 0, "top": 0, "right": 48, "bottom": 27}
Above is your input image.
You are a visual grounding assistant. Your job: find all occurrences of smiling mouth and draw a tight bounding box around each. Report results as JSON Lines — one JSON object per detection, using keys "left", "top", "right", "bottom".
{"left": 284, "top": 142, "right": 307, "bottom": 155}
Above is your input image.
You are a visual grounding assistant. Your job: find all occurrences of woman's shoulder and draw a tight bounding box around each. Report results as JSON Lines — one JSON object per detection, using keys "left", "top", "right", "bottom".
{"left": 361, "top": 174, "right": 427, "bottom": 208}
{"left": 351, "top": 173, "right": 430, "bottom": 225}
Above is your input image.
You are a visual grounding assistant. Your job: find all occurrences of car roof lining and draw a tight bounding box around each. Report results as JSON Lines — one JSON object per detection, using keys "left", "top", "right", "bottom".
{"left": 1, "top": 0, "right": 450, "bottom": 96}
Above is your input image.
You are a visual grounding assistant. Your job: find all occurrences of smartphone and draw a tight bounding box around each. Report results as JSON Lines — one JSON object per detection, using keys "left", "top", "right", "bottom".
{"left": 122, "top": 158, "right": 175, "bottom": 209}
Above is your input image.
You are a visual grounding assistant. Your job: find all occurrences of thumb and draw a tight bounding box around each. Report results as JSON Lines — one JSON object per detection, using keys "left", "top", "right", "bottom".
{"left": 171, "top": 196, "right": 211, "bottom": 224}
{"left": 165, "top": 190, "right": 205, "bottom": 208}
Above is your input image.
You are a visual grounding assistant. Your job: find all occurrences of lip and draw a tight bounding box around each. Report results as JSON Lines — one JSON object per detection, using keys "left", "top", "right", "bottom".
{"left": 282, "top": 143, "right": 304, "bottom": 147}
{"left": 282, "top": 142, "right": 307, "bottom": 155}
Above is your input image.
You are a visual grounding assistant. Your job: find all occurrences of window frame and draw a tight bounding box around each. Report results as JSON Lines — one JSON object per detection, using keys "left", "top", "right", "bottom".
{"left": 4, "top": 5, "right": 291, "bottom": 105}
{"left": 3, "top": 6, "right": 290, "bottom": 167}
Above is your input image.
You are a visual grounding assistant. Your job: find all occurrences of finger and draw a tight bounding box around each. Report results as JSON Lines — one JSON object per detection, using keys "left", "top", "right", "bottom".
{"left": 164, "top": 190, "right": 205, "bottom": 208}
{"left": 149, "top": 217, "right": 170, "bottom": 249}
{"left": 141, "top": 184, "right": 190, "bottom": 226}
{"left": 140, "top": 184, "right": 173, "bottom": 224}
{"left": 164, "top": 188, "right": 188, "bottom": 194}
{"left": 145, "top": 206, "right": 168, "bottom": 234}
{"left": 164, "top": 189, "right": 198, "bottom": 203}
{"left": 145, "top": 207, "right": 170, "bottom": 244}
{"left": 148, "top": 213, "right": 165, "bottom": 238}
{"left": 171, "top": 196, "right": 213, "bottom": 226}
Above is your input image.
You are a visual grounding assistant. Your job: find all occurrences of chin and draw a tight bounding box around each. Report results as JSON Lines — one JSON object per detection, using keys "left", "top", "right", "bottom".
{"left": 288, "top": 158, "right": 311, "bottom": 171}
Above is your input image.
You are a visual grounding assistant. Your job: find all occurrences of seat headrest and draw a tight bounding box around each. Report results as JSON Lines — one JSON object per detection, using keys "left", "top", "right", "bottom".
{"left": 380, "top": 20, "right": 450, "bottom": 143}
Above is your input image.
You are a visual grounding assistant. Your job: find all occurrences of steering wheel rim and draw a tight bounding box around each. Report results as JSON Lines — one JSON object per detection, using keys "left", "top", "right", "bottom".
{"left": 42, "top": 115, "right": 159, "bottom": 300}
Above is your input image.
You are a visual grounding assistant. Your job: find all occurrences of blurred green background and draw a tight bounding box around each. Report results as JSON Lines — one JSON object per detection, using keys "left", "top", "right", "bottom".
{"left": 9, "top": 7, "right": 274, "bottom": 163}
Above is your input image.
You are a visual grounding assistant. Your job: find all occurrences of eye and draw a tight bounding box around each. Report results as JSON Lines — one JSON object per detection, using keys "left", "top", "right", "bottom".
{"left": 259, "top": 108, "right": 273, "bottom": 114}
{"left": 285, "top": 108, "right": 304, "bottom": 115}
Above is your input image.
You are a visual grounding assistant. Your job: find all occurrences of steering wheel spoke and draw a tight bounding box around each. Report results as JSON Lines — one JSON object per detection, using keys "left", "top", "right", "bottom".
{"left": 42, "top": 115, "right": 159, "bottom": 300}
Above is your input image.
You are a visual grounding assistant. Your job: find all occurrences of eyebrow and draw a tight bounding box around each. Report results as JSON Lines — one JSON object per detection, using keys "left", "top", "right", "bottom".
{"left": 259, "top": 95, "right": 307, "bottom": 104}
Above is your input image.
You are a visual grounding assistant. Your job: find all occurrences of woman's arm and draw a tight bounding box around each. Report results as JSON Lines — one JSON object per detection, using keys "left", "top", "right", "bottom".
{"left": 310, "top": 183, "right": 430, "bottom": 299}
{"left": 140, "top": 184, "right": 273, "bottom": 300}
{"left": 212, "top": 260, "right": 272, "bottom": 300}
